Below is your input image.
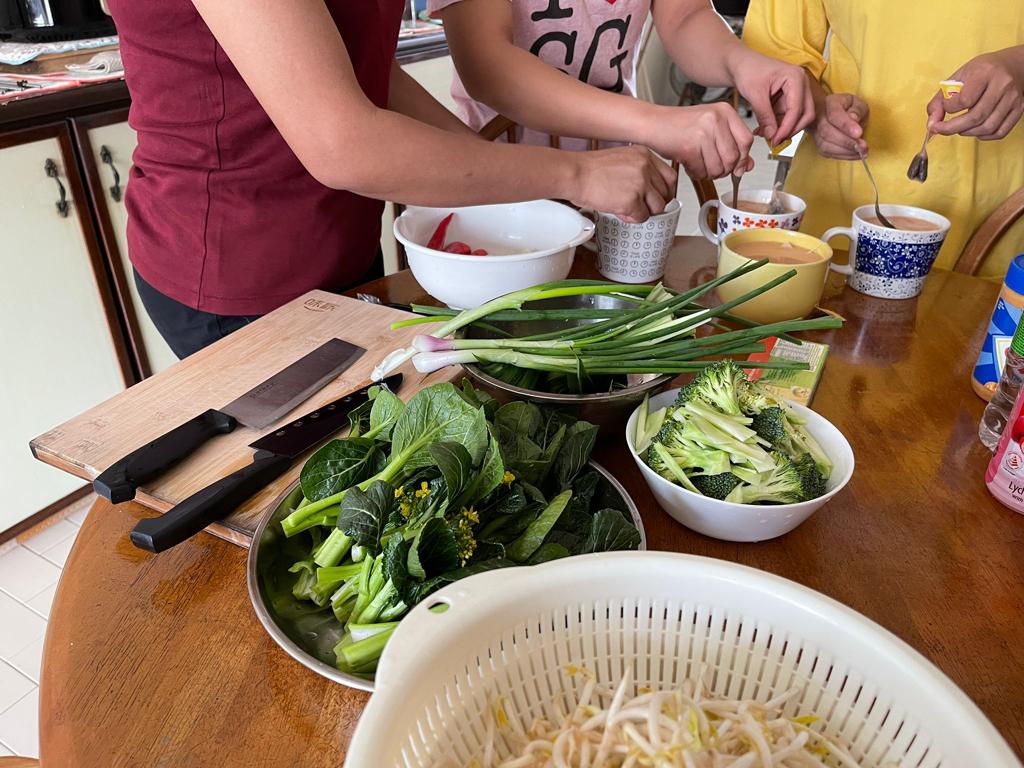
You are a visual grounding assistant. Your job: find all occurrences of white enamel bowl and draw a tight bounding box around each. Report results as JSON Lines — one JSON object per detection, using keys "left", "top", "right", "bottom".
{"left": 625, "top": 388, "right": 854, "bottom": 542}
{"left": 393, "top": 200, "right": 595, "bottom": 309}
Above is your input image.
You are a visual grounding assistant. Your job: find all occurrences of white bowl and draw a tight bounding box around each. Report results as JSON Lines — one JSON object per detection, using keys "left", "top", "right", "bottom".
{"left": 625, "top": 388, "right": 854, "bottom": 542}
{"left": 394, "top": 200, "right": 595, "bottom": 308}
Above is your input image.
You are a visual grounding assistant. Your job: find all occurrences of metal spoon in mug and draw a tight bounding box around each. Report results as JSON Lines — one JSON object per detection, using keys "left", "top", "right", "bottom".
{"left": 730, "top": 173, "right": 741, "bottom": 209}
{"left": 859, "top": 151, "right": 896, "bottom": 228}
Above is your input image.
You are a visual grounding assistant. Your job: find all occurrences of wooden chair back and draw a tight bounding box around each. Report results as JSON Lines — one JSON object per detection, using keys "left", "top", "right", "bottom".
{"left": 954, "top": 186, "right": 1024, "bottom": 275}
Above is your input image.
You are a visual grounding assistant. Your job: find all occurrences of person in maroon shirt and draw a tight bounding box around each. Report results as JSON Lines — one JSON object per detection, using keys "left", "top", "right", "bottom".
{"left": 105, "top": 0, "right": 685, "bottom": 357}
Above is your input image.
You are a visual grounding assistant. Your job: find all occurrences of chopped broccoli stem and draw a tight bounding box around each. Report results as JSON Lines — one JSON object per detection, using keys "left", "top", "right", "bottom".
{"left": 735, "top": 453, "right": 804, "bottom": 504}
{"left": 649, "top": 443, "right": 702, "bottom": 494}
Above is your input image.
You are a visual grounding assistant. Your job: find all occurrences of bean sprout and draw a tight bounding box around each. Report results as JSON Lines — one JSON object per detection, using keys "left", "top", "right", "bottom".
{"left": 445, "top": 667, "right": 903, "bottom": 768}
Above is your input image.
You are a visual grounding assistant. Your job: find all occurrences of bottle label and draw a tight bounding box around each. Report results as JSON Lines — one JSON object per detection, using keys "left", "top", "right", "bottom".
{"left": 974, "top": 297, "right": 1022, "bottom": 392}
{"left": 987, "top": 389, "right": 1024, "bottom": 514}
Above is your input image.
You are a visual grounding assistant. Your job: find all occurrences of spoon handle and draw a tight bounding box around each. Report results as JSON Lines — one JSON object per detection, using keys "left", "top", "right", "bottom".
{"left": 730, "top": 174, "right": 741, "bottom": 210}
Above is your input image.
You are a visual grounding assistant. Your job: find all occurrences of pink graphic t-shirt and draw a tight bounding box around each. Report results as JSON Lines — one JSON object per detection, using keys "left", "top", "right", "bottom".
{"left": 427, "top": 0, "right": 650, "bottom": 149}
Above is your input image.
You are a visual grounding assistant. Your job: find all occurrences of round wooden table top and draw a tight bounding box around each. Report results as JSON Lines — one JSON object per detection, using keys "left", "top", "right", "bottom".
{"left": 41, "top": 240, "right": 1024, "bottom": 766}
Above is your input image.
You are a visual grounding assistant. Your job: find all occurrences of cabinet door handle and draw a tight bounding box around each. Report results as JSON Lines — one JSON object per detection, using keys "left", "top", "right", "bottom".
{"left": 99, "top": 145, "right": 122, "bottom": 202}
{"left": 44, "top": 159, "right": 69, "bottom": 218}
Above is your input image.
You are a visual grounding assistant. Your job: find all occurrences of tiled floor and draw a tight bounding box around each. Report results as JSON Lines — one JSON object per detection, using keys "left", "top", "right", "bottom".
{"left": 0, "top": 493, "right": 92, "bottom": 759}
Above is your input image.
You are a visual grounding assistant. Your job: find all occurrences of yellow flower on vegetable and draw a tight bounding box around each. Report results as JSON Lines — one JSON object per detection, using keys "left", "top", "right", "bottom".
{"left": 394, "top": 487, "right": 405, "bottom": 499}
{"left": 455, "top": 506, "right": 479, "bottom": 565}
{"left": 414, "top": 481, "right": 431, "bottom": 499}
{"left": 502, "top": 471, "right": 516, "bottom": 486}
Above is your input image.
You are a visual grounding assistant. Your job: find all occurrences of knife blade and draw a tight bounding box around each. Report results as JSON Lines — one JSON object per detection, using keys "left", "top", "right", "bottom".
{"left": 129, "top": 373, "right": 403, "bottom": 553}
{"left": 94, "top": 338, "right": 366, "bottom": 504}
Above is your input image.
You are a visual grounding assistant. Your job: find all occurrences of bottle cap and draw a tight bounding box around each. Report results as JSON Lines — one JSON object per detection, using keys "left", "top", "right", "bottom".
{"left": 1005, "top": 254, "right": 1024, "bottom": 297}
{"left": 1012, "top": 313, "right": 1024, "bottom": 357}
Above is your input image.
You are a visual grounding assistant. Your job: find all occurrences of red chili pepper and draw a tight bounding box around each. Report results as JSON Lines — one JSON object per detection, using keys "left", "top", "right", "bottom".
{"left": 471, "top": 249, "right": 489, "bottom": 256}
{"left": 443, "top": 241, "right": 472, "bottom": 255}
{"left": 426, "top": 213, "right": 454, "bottom": 251}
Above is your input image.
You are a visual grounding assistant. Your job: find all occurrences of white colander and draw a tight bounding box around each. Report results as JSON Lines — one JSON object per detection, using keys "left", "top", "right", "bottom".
{"left": 344, "top": 552, "right": 1020, "bottom": 768}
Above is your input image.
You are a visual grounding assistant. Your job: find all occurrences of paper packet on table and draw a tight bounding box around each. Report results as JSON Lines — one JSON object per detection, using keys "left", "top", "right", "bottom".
{"left": 744, "top": 337, "right": 829, "bottom": 407}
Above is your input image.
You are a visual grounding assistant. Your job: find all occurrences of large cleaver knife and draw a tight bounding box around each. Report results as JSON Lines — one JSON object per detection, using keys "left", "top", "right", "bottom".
{"left": 94, "top": 338, "right": 365, "bottom": 504}
{"left": 130, "top": 373, "right": 402, "bottom": 553}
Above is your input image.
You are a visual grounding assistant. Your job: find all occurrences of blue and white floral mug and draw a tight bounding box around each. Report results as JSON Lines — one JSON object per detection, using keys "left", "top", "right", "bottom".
{"left": 698, "top": 189, "right": 806, "bottom": 245}
{"left": 823, "top": 205, "right": 951, "bottom": 299}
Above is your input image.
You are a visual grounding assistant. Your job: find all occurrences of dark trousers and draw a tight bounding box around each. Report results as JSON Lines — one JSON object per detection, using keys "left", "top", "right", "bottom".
{"left": 133, "top": 250, "right": 384, "bottom": 359}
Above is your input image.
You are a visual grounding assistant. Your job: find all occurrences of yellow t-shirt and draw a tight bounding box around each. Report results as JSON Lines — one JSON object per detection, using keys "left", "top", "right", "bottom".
{"left": 743, "top": 0, "right": 1024, "bottom": 279}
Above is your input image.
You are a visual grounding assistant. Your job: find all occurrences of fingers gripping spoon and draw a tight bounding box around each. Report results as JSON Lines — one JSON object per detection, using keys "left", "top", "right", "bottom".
{"left": 859, "top": 153, "right": 896, "bottom": 229}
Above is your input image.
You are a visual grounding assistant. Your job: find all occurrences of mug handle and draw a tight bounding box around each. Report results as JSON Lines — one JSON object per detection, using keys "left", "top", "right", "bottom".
{"left": 578, "top": 209, "right": 599, "bottom": 253}
{"left": 822, "top": 225, "right": 856, "bottom": 275}
{"left": 698, "top": 199, "right": 721, "bottom": 245}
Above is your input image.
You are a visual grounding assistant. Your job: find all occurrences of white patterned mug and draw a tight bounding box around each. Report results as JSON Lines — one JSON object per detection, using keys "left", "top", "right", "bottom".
{"left": 582, "top": 199, "right": 682, "bottom": 283}
{"left": 822, "top": 205, "right": 951, "bottom": 299}
{"left": 699, "top": 190, "right": 806, "bottom": 245}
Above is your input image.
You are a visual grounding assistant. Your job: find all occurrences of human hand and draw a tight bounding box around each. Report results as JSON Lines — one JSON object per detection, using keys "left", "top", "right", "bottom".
{"left": 570, "top": 145, "right": 678, "bottom": 222}
{"left": 927, "top": 49, "right": 1024, "bottom": 140}
{"left": 810, "top": 92, "right": 869, "bottom": 159}
{"left": 645, "top": 102, "right": 754, "bottom": 180}
{"left": 731, "top": 52, "right": 815, "bottom": 145}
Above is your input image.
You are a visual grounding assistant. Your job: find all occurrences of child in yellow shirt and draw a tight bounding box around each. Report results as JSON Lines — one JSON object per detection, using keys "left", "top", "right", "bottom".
{"left": 744, "top": 0, "right": 1024, "bottom": 278}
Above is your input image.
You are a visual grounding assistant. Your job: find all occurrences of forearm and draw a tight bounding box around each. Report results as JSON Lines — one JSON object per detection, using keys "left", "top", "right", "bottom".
{"left": 456, "top": 43, "right": 657, "bottom": 144}
{"left": 388, "top": 61, "right": 477, "bottom": 136}
{"left": 317, "top": 103, "right": 581, "bottom": 206}
{"left": 657, "top": 5, "right": 747, "bottom": 87}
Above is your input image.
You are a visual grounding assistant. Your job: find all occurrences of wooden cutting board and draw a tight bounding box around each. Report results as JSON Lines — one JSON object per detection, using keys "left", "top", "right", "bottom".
{"left": 30, "top": 291, "right": 457, "bottom": 548}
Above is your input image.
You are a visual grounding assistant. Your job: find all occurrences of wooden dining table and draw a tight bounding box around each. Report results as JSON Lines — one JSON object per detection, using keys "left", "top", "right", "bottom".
{"left": 39, "top": 236, "right": 1024, "bottom": 766}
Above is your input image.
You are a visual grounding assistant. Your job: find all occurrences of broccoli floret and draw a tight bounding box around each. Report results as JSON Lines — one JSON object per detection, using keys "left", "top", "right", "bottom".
{"left": 690, "top": 472, "right": 741, "bottom": 500}
{"left": 737, "top": 379, "right": 779, "bottom": 415}
{"left": 735, "top": 452, "right": 804, "bottom": 504}
{"left": 655, "top": 427, "right": 732, "bottom": 476}
{"left": 784, "top": 416, "right": 833, "bottom": 479}
{"left": 751, "top": 406, "right": 787, "bottom": 446}
{"left": 674, "top": 361, "right": 746, "bottom": 416}
{"left": 793, "top": 453, "right": 827, "bottom": 500}
{"left": 646, "top": 442, "right": 703, "bottom": 494}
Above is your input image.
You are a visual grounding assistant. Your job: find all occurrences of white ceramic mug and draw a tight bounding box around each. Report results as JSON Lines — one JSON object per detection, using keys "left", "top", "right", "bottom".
{"left": 699, "top": 190, "right": 806, "bottom": 245}
{"left": 822, "top": 205, "right": 951, "bottom": 299}
{"left": 582, "top": 199, "right": 682, "bottom": 283}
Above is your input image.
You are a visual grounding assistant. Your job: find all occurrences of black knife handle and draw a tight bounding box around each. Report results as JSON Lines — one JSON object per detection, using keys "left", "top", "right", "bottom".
{"left": 130, "top": 450, "right": 292, "bottom": 553}
{"left": 94, "top": 409, "right": 238, "bottom": 504}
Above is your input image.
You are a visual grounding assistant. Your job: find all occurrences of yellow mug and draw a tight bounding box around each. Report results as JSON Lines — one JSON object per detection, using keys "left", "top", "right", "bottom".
{"left": 716, "top": 229, "right": 833, "bottom": 324}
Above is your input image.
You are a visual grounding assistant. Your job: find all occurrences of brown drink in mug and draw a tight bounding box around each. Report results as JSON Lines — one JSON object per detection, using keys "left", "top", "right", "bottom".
{"left": 699, "top": 189, "right": 806, "bottom": 245}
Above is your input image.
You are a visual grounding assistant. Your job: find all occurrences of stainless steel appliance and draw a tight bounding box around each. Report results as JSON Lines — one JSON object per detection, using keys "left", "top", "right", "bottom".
{"left": 1, "top": 0, "right": 115, "bottom": 42}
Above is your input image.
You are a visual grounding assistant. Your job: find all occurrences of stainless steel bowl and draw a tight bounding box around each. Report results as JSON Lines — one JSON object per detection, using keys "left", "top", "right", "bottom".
{"left": 460, "top": 294, "right": 673, "bottom": 430}
{"left": 247, "top": 461, "right": 646, "bottom": 691}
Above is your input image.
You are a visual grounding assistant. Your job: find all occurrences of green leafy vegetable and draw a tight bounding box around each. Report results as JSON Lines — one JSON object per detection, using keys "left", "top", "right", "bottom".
{"left": 582, "top": 508, "right": 642, "bottom": 553}
{"left": 506, "top": 490, "right": 572, "bottom": 563}
{"left": 300, "top": 438, "right": 383, "bottom": 502}
{"left": 337, "top": 480, "right": 394, "bottom": 549}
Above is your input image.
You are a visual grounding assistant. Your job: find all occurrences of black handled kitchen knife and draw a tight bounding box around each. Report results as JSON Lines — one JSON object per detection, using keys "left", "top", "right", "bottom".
{"left": 129, "top": 373, "right": 403, "bottom": 553}
{"left": 94, "top": 338, "right": 366, "bottom": 504}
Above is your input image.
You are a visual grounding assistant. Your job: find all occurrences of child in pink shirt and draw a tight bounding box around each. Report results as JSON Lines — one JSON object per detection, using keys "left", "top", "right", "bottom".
{"left": 430, "top": 0, "right": 814, "bottom": 179}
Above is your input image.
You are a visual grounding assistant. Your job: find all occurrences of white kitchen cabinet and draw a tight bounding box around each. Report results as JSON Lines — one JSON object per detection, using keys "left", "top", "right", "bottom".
{"left": 380, "top": 54, "right": 459, "bottom": 274}
{"left": 0, "top": 126, "right": 131, "bottom": 532}
{"left": 75, "top": 112, "right": 179, "bottom": 376}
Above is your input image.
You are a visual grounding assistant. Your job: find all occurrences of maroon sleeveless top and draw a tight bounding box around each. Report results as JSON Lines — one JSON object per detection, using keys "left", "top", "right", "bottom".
{"left": 108, "top": 0, "right": 404, "bottom": 315}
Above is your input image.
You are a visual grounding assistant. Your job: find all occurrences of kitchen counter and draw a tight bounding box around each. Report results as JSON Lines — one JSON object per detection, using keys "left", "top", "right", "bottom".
{"left": 0, "top": 30, "right": 448, "bottom": 131}
{"left": 39, "top": 240, "right": 1024, "bottom": 765}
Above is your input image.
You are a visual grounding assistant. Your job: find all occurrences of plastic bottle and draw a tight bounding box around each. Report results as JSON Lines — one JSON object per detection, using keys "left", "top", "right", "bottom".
{"left": 972, "top": 254, "right": 1024, "bottom": 402}
{"left": 979, "top": 317, "right": 1024, "bottom": 450}
{"left": 985, "top": 383, "right": 1024, "bottom": 515}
